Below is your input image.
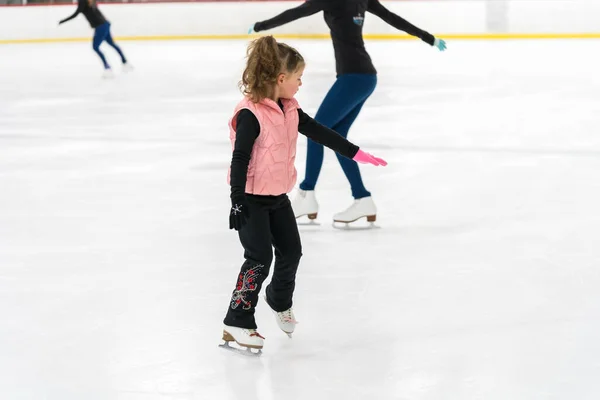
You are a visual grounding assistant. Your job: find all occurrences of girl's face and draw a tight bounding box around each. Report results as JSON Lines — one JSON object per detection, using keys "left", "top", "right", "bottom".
{"left": 276, "top": 65, "right": 304, "bottom": 100}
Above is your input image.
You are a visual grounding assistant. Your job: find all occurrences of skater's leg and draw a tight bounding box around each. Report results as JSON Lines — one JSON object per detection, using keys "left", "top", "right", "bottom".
{"left": 104, "top": 23, "right": 128, "bottom": 64}
{"left": 333, "top": 104, "right": 370, "bottom": 199}
{"left": 330, "top": 74, "right": 377, "bottom": 199}
{"left": 299, "top": 75, "right": 367, "bottom": 191}
{"left": 92, "top": 23, "right": 110, "bottom": 69}
{"left": 333, "top": 75, "right": 377, "bottom": 199}
{"left": 223, "top": 196, "right": 273, "bottom": 330}
{"left": 265, "top": 196, "right": 302, "bottom": 311}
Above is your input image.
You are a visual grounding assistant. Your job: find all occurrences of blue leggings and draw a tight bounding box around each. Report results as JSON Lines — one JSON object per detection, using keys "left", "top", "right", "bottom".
{"left": 299, "top": 74, "right": 377, "bottom": 199}
{"left": 93, "top": 22, "right": 127, "bottom": 69}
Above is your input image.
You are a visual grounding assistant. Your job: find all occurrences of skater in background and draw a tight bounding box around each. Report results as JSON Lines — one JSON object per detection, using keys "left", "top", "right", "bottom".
{"left": 58, "top": 0, "right": 131, "bottom": 77}
{"left": 221, "top": 35, "right": 386, "bottom": 354}
{"left": 249, "top": 0, "right": 446, "bottom": 226}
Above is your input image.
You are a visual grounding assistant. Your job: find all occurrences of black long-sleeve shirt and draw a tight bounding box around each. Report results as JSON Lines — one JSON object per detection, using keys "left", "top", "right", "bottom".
{"left": 230, "top": 106, "right": 359, "bottom": 199}
{"left": 60, "top": 0, "right": 107, "bottom": 29}
{"left": 254, "top": 0, "right": 435, "bottom": 75}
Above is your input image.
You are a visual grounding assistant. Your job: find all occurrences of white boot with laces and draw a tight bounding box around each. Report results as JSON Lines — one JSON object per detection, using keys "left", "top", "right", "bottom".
{"left": 220, "top": 325, "right": 265, "bottom": 356}
{"left": 264, "top": 295, "right": 297, "bottom": 337}
{"left": 291, "top": 189, "right": 319, "bottom": 221}
{"left": 333, "top": 196, "right": 377, "bottom": 226}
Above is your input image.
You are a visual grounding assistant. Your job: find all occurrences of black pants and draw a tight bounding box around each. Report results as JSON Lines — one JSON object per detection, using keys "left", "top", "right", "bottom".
{"left": 224, "top": 194, "right": 302, "bottom": 329}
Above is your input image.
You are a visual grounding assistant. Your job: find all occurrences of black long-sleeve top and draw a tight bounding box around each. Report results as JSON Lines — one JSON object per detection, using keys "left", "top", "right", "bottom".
{"left": 254, "top": 0, "right": 436, "bottom": 75}
{"left": 60, "top": 0, "right": 107, "bottom": 29}
{"left": 230, "top": 106, "right": 359, "bottom": 199}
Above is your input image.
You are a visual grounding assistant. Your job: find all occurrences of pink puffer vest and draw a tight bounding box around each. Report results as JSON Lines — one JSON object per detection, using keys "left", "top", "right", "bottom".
{"left": 227, "top": 96, "right": 300, "bottom": 196}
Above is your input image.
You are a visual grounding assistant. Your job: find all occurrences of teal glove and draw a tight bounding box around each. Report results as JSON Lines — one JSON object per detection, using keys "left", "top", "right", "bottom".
{"left": 434, "top": 37, "right": 447, "bottom": 51}
{"left": 248, "top": 24, "right": 255, "bottom": 34}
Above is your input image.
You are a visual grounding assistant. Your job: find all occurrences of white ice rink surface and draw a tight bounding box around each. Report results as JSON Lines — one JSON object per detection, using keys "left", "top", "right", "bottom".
{"left": 1, "top": 39, "right": 600, "bottom": 400}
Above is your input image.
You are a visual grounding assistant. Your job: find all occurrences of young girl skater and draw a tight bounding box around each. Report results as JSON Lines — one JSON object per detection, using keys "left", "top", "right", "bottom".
{"left": 249, "top": 0, "right": 446, "bottom": 226}
{"left": 58, "top": 0, "right": 131, "bottom": 77}
{"left": 221, "top": 36, "right": 386, "bottom": 354}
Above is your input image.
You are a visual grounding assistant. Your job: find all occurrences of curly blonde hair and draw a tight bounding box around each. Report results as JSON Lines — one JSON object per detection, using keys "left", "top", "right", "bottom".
{"left": 239, "top": 35, "right": 305, "bottom": 102}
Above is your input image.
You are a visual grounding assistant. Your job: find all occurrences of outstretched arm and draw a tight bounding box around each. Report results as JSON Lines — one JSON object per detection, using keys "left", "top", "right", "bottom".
{"left": 253, "top": 0, "right": 324, "bottom": 32}
{"left": 298, "top": 109, "right": 359, "bottom": 159}
{"left": 367, "top": 0, "right": 435, "bottom": 46}
{"left": 298, "top": 109, "right": 386, "bottom": 166}
{"left": 58, "top": 0, "right": 83, "bottom": 25}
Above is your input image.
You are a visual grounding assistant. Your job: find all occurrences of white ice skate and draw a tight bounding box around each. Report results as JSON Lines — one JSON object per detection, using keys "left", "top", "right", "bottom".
{"left": 291, "top": 189, "right": 319, "bottom": 225}
{"left": 332, "top": 196, "right": 379, "bottom": 229}
{"left": 122, "top": 62, "right": 134, "bottom": 73}
{"left": 264, "top": 295, "right": 297, "bottom": 338}
{"left": 219, "top": 325, "right": 264, "bottom": 356}
{"left": 101, "top": 68, "right": 115, "bottom": 79}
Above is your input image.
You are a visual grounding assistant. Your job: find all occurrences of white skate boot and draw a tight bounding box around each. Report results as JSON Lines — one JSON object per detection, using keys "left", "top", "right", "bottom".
{"left": 264, "top": 295, "right": 297, "bottom": 337}
{"left": 122, "top": 62, "right": 134, "bottom": 73}
{"left": 219, "top": 325, "right": 264, "bottom": 356}
{"left": 272, "top": 308, "right": 297, "bottom": 338}
{"left": 291, "top": 189, "right": 319, "bottom": 224}
{"left": 332, "top": 196, "right": 378, "bottom": 229}
{"left": 101, "top": 68, "right": 115, "bottom": 79}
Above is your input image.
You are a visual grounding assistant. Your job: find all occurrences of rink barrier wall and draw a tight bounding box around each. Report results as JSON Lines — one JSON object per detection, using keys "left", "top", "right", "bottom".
{"left": 1, "top": 0, "right": 599, "bottom": 44}
{"left": 3, "top": 33, "right": 600, "bottom": 45}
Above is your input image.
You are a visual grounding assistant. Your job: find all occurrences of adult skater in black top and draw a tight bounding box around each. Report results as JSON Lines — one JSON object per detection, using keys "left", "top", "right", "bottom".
{"left": 249, "top": 0, "right": 446, "bottom": 226}
{"left": 59, "top": 0, "right": 131, "bottom": 77}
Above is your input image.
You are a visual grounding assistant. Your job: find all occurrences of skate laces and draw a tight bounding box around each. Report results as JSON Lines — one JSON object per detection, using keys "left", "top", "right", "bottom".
{"left": 247, "top": 329, "right": 265, "bottom": 339}
{"left": 279, "top": 309, "right": 297, "bottom": 324}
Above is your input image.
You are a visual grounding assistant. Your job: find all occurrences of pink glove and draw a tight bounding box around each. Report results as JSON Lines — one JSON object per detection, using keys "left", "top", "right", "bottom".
{"left": 353, "top": 149, "right": 387, "bottom": 166}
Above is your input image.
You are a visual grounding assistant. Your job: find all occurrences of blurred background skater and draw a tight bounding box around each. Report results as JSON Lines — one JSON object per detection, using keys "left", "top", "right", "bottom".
{"left": 59, "top": 0, "right": 132, "bottom": 78}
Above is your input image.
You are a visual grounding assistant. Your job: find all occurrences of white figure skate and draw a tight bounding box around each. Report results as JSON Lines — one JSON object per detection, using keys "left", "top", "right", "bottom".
{"left": 122, "top": 62, "right": 134, "bottom": 73}
{"left": 291, "top": 189, "right": 319, "bottom": 225}
{"left": 219, "top": 325, "right": 264, "bottom": 356}
{"left": 264, "top": 295, "right": 297, "bottom": 338}
{"left": 101, "top": 68, "right": 115, "bottom": 79}
{"left": 332, "top": 196, "right": 379, "bottom": 230}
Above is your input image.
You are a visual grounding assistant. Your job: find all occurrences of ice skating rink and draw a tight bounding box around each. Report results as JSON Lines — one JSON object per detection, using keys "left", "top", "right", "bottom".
{"left": 1, "top": 39, "right": 599, "bottom": 400}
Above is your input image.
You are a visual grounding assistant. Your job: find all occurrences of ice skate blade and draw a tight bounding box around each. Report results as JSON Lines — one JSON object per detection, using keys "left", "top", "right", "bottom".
{"left": 296, "top": 220, "right": 320, "bottom": 226}
{"left": 332, "top": 221, "right": 380, "bottom": 230}
{"left": 295, "top": 213, "right": 320, "bottom": 225}
{"left": 219, "top": 341, "right": 262, "bottom": 357}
